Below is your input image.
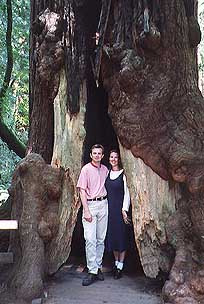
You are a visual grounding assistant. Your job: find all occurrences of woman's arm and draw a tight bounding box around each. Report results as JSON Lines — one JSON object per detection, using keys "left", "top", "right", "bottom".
{"left": 122, "top": 174, "right": 131, "bottom": 224}
{"left": 122, "top": 174, "right": 130, "bottom": 212}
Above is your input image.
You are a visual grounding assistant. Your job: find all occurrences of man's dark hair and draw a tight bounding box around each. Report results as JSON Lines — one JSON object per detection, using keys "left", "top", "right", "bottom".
{"left": 90, "top": 144, "right": 104, "bottom": 154}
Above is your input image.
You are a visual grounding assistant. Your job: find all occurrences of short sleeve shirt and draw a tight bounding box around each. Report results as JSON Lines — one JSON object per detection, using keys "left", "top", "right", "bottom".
{"left": 77, "top": 162, "right": 108, "bottom": 199}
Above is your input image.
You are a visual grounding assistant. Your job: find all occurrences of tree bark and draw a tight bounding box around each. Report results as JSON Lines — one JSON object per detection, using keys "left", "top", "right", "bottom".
{"left": 28, "top": 3, "right": 65, "bottom": 163}
{"left": 8, "top": 153, "right": 63, "bottom": 300}
{"left": 100, "top": 0, "right": 203, "bottom": 303}
{"left": 8, "top": 1, "right": 87, "bottom": 300}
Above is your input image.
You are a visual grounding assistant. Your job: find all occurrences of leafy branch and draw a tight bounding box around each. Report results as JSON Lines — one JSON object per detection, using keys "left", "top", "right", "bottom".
{"left": 0, "top": 0, "right": 26, "bottom": 158}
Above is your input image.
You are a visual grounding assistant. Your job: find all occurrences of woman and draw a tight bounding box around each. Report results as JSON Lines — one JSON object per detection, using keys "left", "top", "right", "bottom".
{"left": 105, "top": 150, "right": 131, "bottom": 279}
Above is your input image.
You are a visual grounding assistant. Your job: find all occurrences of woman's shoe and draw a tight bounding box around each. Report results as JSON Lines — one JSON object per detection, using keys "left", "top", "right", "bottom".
{"left": 114, "top": 268, "right": 122, "bottom": 279}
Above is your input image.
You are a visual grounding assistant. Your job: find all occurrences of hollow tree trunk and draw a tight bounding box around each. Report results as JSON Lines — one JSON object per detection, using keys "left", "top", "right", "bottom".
{"left": 8, "top": 0, "right": 87, "bottom": 300}
{"left": 9, "top": 0, "right": 204, "bottom": 303}
{"left": 100, "top": 0, "right": 203, "bottom": 303}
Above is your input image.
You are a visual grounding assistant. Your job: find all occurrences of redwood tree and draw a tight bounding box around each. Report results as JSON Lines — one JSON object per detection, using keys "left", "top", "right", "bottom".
{"left": 8, "top": 1, "right": 204, "bottom": 303}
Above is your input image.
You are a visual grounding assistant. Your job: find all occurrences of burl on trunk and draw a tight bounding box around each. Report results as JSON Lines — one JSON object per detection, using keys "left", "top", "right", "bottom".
{"left": 8, "top": 153, "right": 80, "bottom": 300}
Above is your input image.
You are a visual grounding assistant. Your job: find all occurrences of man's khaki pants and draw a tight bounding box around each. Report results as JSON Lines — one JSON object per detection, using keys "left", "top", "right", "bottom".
{"left": 82, "top": 199, "right": 108, "bottom": 274}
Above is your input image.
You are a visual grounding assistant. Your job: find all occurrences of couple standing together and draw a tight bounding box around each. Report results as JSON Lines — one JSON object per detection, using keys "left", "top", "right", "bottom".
{"left": 77, "top": 144, "right": 130, "bottom": 286}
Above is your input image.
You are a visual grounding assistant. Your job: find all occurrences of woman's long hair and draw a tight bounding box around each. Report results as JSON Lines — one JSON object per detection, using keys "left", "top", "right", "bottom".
{"left": 109, "top": 150, "right": 123, "bottom": 170}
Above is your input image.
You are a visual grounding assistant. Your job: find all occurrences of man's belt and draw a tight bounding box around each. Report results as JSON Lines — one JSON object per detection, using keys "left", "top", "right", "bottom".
{"left": 87, "top": 195, "right": 107, "bottom": 201}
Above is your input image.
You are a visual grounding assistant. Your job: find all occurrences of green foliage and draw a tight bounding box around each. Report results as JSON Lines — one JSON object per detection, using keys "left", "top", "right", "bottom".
{"left": 0, "top": 0, "right": 29, "bottom": 189}
{"left": 0, "top": 138, "right": 20, "bottom": 190}
{"left": 198, "top": 1, "right": 204, "bottom": 72}
{"left": 0, "top": 0, "right": 29, "bottom": 142}
{"left": 0, "top": 2, "right": 7, "bottom": 80}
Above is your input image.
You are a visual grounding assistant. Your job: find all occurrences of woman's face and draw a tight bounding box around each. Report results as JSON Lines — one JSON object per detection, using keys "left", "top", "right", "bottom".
{"left": 109, "top": 152, "right": 119, "bottom": 167}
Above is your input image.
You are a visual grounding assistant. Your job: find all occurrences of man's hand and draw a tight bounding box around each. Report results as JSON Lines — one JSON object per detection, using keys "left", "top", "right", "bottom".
{"left": 84, "top": 209, "right": 92, "bottom": 222}
{"left": 79, "top": 189, "right": 92, "bottom": 222}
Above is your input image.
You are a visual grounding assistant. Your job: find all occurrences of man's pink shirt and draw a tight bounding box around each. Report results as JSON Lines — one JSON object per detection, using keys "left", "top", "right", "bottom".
{"left": 77, "top": 162, "right": 109, "bottom": 199}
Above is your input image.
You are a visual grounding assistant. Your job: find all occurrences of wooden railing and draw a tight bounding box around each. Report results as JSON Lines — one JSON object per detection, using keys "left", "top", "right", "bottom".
{"left": 0, "top": 220, "right": 18, "bottom": 263}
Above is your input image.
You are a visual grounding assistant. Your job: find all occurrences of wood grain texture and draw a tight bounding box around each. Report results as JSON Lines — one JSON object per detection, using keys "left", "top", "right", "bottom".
{"left": 48, "top": 70, "right": 87, "bottom": 275}
{"left": 120, "top": 145, "right": 177, "bottom": 278}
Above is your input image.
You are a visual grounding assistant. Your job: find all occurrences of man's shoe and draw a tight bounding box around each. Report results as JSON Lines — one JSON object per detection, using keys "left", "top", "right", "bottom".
{"left": 112, "top": 266, "right": 117, "bottom": 276}
{"left": 82, "top": 273, "right": 97, "bottom": 286}
{"left": 114, "top": 269, "right": 122, "bottom": 280}
{"left": 97, "top": 269, "right": 104, "bottom": 281}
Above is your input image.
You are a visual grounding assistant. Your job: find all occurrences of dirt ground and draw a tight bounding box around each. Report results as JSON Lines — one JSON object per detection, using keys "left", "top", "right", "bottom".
{"left": 0, "top": 258, "right": 163, "bottom": 304}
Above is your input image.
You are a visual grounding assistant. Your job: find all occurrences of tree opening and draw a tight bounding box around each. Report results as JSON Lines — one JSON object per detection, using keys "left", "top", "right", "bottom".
{"left": 68, "top": 0, "right": 142, "bottom": 275}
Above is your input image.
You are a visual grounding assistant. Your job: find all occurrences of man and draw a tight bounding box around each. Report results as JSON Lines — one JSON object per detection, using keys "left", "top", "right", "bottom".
{"left": 77, "top": 144, "right": 109, "bottom": 286}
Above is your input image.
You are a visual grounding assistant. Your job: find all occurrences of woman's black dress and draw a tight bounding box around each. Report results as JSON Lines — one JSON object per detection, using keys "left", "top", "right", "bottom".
{"left": 105, "top": 171, "right": 129, "bottom": 252}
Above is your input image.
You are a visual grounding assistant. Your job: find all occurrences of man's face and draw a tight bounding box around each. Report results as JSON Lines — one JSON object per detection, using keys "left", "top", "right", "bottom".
{"left": 90, "top": 148, "right": 104, "bottom": 163}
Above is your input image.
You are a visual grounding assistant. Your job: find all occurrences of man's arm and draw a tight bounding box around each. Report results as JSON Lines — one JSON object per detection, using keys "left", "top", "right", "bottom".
{"left": 80, "top": 188, "right": 92, "bottom": 222}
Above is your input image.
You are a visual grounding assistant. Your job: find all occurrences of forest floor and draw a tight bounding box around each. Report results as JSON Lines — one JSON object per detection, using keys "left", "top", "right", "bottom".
{"left": 0, "top": 257, "right": 163, "bottom": 304}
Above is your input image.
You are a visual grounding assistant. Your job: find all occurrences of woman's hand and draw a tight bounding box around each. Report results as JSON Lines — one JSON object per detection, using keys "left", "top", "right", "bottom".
{"left": 122, "top": 209, "right": 131, "bottom": 225}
